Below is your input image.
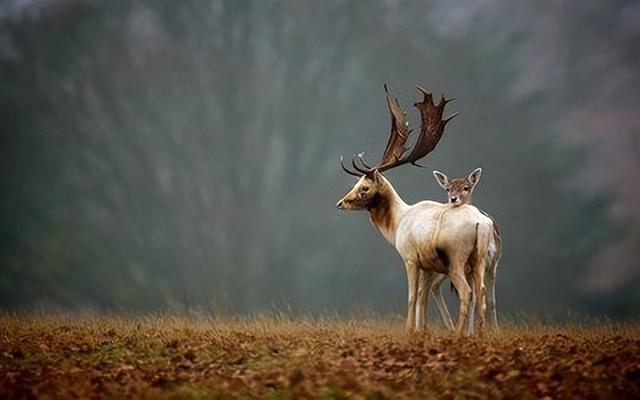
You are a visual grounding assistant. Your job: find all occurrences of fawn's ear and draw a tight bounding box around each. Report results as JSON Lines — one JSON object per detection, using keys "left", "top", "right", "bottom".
{"left": 433, "top": 170, "right": 449, "bottom": 189}
{"left": 468, "top": 167, "right": 482, "bottom": 188}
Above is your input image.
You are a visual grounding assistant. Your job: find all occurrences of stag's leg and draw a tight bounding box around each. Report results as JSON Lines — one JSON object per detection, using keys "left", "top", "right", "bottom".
{"left": 473, "top": 262, "right": 487, "bottom": 334}
{"left": 404, "top": 261, "right": 420, "bottom": 331}
{"left": 449, "top": 266, "right": 471, "bottom": 335}
{"left": 466, "top": 279, "right": 476, "bottom": 335}
{"left": 462, "top": 263, "right": 476, "bottom": 335}
{"left": 486, "top": 273, "right": 498, "bottom": 330}
{"left": 431, "top": 275, "right": 454, "bottom": 330}
{"left": 416, "top": 270, "right": 426, "bottom": 331}
{"left": 416, "top": 269, "right": 436, "bottom": 331}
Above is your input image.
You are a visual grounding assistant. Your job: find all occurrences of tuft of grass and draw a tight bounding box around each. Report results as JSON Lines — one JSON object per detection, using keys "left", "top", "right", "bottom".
{"left": 163, "top": 385, "right": 226, "bottom": 400}
{"left": 266, "top": 388, "right": 295, "bottom": 400}
{"left": 317, "top": 387, "right": 349, "bottom": 400}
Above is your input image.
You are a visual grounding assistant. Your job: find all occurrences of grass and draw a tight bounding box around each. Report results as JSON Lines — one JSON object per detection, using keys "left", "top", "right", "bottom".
{"left": 1, "top": 314, "right": 639, "bottom": 399}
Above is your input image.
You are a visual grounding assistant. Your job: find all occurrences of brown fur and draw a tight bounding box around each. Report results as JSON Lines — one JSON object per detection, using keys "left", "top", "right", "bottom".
{"left": 368, "top": 191, "right": 395, "bottom": 235}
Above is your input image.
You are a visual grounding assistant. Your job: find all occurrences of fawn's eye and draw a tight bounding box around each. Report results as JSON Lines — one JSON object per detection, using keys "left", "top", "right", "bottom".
{"left": 361, "top": 186, "right": 369, "bottom": 192}
{"left": 463, "top": 186, "right": 469, "bottom": 192}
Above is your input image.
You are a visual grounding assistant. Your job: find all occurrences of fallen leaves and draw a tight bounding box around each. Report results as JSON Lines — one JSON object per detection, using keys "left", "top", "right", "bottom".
{"left": 0, "top": 316, "right": 639, "bottom": 399}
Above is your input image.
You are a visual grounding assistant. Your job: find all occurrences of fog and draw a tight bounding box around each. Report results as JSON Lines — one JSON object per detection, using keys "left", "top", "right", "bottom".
{"left": 1, "top": 0, "right": 639, "bottom": 318}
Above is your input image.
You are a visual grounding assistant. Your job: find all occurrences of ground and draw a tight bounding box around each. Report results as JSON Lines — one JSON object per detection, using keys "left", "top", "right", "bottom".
{"left": 1, "top": 315, "right": 639, "bottom": 399}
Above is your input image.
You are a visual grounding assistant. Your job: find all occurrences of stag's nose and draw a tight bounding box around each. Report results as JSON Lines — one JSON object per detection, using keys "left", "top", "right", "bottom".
{"left": 450, "top": 196, "right": 458, "bottom": 203}
{"left": 336, "top": 200, "right": 344, "bottom": 209}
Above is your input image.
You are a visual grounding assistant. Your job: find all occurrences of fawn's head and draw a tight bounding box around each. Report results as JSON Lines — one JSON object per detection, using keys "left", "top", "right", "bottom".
{"left": 433, "top": 168, "right": 482, "bottom": 206}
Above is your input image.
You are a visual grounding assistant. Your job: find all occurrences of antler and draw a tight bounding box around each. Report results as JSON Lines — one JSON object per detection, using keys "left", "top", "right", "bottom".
{"left": 401, "top": 85, "right": 458, "bottom": 168}
{"left": 340, "top": 84, "right": 458, "bottom": 176}
{"left": 380, "top": 84, "right": 411, "bottom": 167}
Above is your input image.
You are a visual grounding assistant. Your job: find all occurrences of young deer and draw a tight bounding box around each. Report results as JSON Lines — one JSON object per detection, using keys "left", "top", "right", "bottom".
{"left": 433, "top": 168, "right": 483, "bottom": 207}
{"left": 427, "top": 168, "right": 503, "bottom": 330}
{"left": 336, "top": 85, "right": 494, "bottom": 333}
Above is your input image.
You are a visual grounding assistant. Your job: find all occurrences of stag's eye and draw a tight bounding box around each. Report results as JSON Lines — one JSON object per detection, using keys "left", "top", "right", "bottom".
{"left": 361, "top": 186, "right": 369, "bottom": 192}
{"left": 463, "top": 186, "right": 469, "bottom": 192}
{"left": 445, "top": 188, "right": 450, "bottom": 192}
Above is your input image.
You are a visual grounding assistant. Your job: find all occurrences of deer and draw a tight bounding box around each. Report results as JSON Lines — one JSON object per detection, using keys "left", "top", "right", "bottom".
{"left": 423, "top": 168, "right": 503, "bottom": 331}
{"left": 335, "top": 85, "right": 495, "bottom": 333}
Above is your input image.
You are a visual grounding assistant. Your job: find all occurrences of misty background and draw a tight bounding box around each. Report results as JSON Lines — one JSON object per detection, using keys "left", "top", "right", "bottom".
{"left": 1, "top": 0, "right": 639, "bottom": 318}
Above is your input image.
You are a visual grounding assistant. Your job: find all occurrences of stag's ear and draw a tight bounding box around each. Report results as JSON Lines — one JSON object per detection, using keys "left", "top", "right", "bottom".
{"left": 468, "top": 167, "right": 482, "bottom": 188}
{"left": 433, "top": 170, "right": 449, "bottom": 189}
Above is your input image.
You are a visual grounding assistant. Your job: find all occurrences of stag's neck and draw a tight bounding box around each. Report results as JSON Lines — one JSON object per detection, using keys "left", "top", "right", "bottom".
{"left": 368, "top": 185, "right": 407, "bottom": 246}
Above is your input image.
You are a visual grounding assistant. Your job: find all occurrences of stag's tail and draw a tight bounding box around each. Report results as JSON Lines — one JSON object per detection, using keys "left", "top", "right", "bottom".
{"left": 472, "top": 222, "right": 492, "bottom": 330}
{"left": 475, "top": 222, "right": 492, "bottom": 275}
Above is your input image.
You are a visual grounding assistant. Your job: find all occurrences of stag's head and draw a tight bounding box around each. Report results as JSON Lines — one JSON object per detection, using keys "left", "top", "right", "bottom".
{"left": 336, "top": 170, "right": 389, "bottom": 210}
{"left": 433, "top": 168, "right": 482, "bottom": 206}
{"left": 337, "top": 84, "right": 458, "bottom": 210}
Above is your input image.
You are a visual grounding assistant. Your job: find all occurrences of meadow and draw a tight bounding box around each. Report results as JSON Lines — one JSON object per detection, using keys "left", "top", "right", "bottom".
{"left": 1, "top": 314, "right": 639, "bottom": 399}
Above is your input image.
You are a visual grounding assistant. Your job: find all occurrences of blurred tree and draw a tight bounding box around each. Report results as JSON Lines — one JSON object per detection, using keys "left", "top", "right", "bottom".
{"left": 0, "top": 0, "right": 634, "bottom": 318}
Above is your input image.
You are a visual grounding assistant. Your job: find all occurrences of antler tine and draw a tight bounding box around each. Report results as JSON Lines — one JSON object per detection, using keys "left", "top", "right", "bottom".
{"left": 441, "top": 95, "right": 456, "bottom": 105}
{"left": 340, "top": 156, "right": 362, "bottom": 177}
{"left": 417, "top": 85, "right": 456, "bottom": 109}
{"left": 356, "top": 153, "right": 373, "bottom": 169}
{"left": 415, "top": 84, "right": 432, "bottom": 98}
{"left": 443, "top": 112, "right": 460, "bottom": 126}
{"left": 351, "top": 155, "right": 371, "bottom": 174}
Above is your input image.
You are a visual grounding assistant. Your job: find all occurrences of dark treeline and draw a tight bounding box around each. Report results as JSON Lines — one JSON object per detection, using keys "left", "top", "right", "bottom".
{"left": 1, "top": 0, "right": 638, "bottom": 318}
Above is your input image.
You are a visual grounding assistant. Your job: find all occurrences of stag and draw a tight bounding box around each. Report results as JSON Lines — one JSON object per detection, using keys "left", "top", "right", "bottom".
{"left": 429, "top": 168, "right": 503, "bottom": 330}
{"left": 336, "top": 85, "right": 494, "bottom": 333}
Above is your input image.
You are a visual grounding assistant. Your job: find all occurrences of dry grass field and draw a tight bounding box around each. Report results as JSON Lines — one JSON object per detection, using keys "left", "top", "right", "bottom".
{"left": 1, "top": 314, "right": 639, "bottom": 399}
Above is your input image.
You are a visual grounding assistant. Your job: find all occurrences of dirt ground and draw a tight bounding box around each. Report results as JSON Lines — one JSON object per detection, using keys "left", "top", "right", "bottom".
{"left": 1, "top": 315, "right": 639, "bottom": 399}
